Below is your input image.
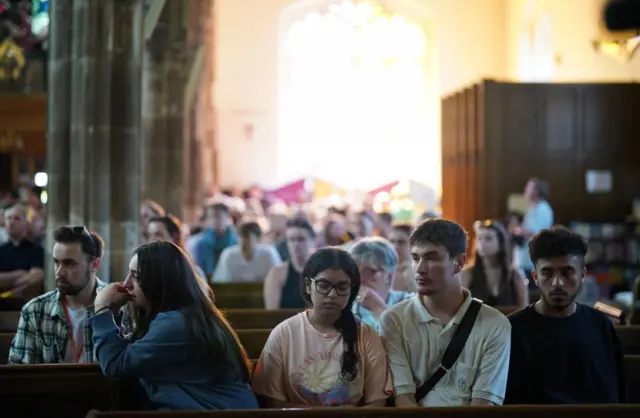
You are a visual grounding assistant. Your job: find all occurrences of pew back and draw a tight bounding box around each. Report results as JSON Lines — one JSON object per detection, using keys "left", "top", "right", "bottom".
{"left": 86, "top": 405, "right": 640, "bottom": 418}
{"left": 0, "top": 364, "right": 122, "bottom": 418}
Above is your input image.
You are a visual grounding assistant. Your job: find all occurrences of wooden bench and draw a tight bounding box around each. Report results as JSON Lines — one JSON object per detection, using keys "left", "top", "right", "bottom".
{"left": 0, "top": 358, "right": 636, "bottom": 418}
{"left": 86, "top": 405, "right": 640, "bottom": 418}
{"left": 0, "top": 310, "right": 20, "bottom": 331}
{"left": 0, "top": 364, "right": 124, "bottom": 418}
{"left": 2, "top": 325, "right": 640, "bottom": 364}
{"left": 224, "top": 309, "right": 301, "bottom": 329}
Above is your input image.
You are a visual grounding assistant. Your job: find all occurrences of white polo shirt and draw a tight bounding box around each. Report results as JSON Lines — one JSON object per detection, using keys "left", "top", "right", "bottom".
{"left": 379, "top": 292, "right": 511, "bottom": 406}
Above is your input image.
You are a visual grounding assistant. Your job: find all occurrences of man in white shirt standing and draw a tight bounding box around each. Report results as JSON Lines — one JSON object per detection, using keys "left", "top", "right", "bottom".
{"left": 380, "top": 219, "right": 511, "bottom": 407}
{"left": 513, "top": 178, "right": 554, "bottom": 283}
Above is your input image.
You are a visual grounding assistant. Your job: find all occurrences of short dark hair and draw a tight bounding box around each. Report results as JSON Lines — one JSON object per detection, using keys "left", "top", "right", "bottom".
{"left": 409, "top": 218, "right": 467, "bottom": 257}
{"left": 209, "top": 203, "right": 229, "bottom": 214}
{"left": 530, "top": 178, "right": 549, "bottom": 200}
{"left": 391, "top": 222, "right": 413, "bottom": 236}
{"left": 238, "top": 221, "right": 262, "bottom": 238}
{"left": 378, "top": 212, "right": 393, "bottom": 225}
{"left": 149, "top": 214, "right": 183, "bottom": 247}
{"left": 286, "top": 218, "right": 316, "bottom": 239}
{"left": 529, "top": 226, "right": 587, "bottom": 266}
{"left": 53, "top": 225, "right": 104, "bottom": 259}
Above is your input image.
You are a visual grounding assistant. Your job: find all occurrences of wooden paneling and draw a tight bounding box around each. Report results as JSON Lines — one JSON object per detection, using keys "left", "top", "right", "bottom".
{"left": 442, "top": 81, "right": 640, "bottom": 227}
{"left": 0, "top": 94, "right": 47, "bottom": 157}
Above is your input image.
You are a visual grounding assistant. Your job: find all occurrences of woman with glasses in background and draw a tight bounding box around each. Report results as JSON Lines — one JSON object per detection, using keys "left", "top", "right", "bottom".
{"left": 251, "top": 247, "right": 393, "bottom": 408}
{"left": 461, "top": 220, "right": 528, "bottom": 308}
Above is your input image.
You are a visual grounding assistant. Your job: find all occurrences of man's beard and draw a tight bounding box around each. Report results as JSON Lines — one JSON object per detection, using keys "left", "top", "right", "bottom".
{"left": 542, "top": 281, "right": 582, "bottom": 310}
{"left": 56, "top": 268, "right": 91, "bottom": 296}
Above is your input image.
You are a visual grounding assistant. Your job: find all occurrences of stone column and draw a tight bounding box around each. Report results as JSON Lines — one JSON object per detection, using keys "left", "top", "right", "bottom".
{"left": 109, "top": 0, "right": 143, "bottom": 282}
{"left": 44, "top": 0, "right": 73, "bottom": 291}
{"left": 89, "top": 2, "right": 114, "bottom": 280}
{"left": 163, "top": 0, "right": 189, "bottom": 217}
{"left": 140, "top": 39, "right": 169, "bottom": 207}
{"left": 69, "top": 0, "right": 99, "bottom": 225}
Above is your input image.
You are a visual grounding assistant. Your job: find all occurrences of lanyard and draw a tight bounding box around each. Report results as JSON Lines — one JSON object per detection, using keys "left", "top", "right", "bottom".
{"left": 62, "top": 299, "right": 85, "bottom": 363}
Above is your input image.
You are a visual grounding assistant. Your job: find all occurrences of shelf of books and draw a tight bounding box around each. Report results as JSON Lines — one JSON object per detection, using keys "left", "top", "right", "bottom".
{"left": 570, "top": 218, "right": 640, "bottom": 298}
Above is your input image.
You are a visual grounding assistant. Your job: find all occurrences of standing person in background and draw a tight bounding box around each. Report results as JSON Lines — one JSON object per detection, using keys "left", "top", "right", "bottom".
{"left": 263, "top": 219, "right": 315, "bottom": 309}
{"left": 512, "top": 178, "right": 554, "bottom": 286}
{"left": 189, "top": 203, "right": 238, "bottom": 280}
{"left": 213, "top": 222, "right": 281, "bottom": 283}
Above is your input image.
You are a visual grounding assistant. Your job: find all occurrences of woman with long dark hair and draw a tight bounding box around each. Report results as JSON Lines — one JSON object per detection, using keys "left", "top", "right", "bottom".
{"left": 461, "top": 220, "right": 528, "bottom": 308}
{"left": 91, "top": 241, "right": 258, "bottom": 410}
{"left": 251, "top": 247, "right": 392, "bottom": 407}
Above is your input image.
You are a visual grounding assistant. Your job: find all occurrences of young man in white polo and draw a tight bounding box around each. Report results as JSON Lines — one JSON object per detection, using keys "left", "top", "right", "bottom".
{"left": 380, "top": 219, "right": 511, "bottom": 407}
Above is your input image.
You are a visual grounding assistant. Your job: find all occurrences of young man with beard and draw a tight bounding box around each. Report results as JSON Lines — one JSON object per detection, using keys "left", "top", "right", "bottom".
{"left": 505, "top": 227, "right": 626, "bottom": 404}
{"left": 380, "top": 219, "right": 511, "bottom": 407}
{"left": 9, "top": 226, "right": 106, "bottom": 364}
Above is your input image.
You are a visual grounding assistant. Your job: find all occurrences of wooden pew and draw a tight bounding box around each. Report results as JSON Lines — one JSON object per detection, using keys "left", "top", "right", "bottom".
{"left": 3, "top": 325, "right": 640, "bottom": 365}
{"left": 216, "top": 293, "right": 264, "bottom": 309}
{"left": 86, "top": 405, "right": 640, "bottom": 418}
{"left": 0, "top": 364, "right": 124, "bottom": 418}
{"left": 224, "top": 309, "right": 301, "bottom": 329}
{"left": 0, "top": 310, "right": 20, "bottom": 331}
{"left": 237, "top": 329, "right": 271, "bottom": 359}
{"left": 0, "top": 358, "right": 636, "bottom": 418}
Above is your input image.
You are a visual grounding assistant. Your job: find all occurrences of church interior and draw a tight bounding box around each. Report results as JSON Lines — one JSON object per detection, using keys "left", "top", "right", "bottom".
{"left": 0, "top": 0, "right": 639, "bottom": 416}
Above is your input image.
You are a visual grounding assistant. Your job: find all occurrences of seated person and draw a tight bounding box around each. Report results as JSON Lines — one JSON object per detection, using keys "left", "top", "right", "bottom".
{"left": 505, "top": 227, "right": 626, "bottom": 404}
{"left": 0, "top": 204, "right": 44, "bottom": 296}
{"left": 349, "top": 237, "right": 413, "bottom": 331}
{"left": 188, "top": 203, "right": 238, "bottom": 279}
{"left": 213, "top": 221, "right": 281, "bottom": 282}
{"left": 264, "top": 218, "right": 316, "bottom": 309}
{"left": 251, "top": 247, "right": 393, "bottom": 407}
{"left": 387, "top": 223, "right": 417, "bottom": 292}
{"left": 9, "top": 226, "right": 105, "bottom": 364}
{"left": 461, "top": 220, "right": 527, "bottom": 308}
{"left": 380, "top": 219, "right": 511, "bottom": 407}
{"left": 91, "top": 241, "right": 258, "bottom": 410}
{"left": 146, "top": 214, "right": 213, "bottom": 298}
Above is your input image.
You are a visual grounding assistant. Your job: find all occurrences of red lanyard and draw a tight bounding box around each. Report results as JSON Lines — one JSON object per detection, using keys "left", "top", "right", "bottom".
{"left": 62, "top": 299, "right": 85, "bottom": 363}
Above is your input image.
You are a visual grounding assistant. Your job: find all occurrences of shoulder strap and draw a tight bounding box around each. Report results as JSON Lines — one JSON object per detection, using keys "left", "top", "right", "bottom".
{"left": 415, "top": 299, "right": 483, "bottom": 403}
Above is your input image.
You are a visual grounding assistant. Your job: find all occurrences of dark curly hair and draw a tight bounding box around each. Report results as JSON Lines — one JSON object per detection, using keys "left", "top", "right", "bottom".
{"left": 529, "top": 226, "right": 587, "bottom": 266}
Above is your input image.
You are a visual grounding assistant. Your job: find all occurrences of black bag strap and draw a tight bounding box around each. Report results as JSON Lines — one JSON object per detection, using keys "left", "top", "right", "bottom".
{"left": 415, "top": 298, "right": 483, "bottom": 403}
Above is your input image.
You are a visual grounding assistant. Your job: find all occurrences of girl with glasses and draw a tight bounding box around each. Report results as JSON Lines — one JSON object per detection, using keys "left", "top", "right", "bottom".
{"left": 251, "top": 247, "right": 393, "bottom": 408}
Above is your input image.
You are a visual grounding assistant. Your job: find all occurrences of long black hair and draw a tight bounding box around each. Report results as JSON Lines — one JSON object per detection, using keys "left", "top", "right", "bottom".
{"left": 471, "top": 220, "right": 512, "bottom": 295}
{"left": 300, "top": 247, "right": 361, "bottom": 382}
{"left": 132, "top": 241, "right": 252, "bottom": 382}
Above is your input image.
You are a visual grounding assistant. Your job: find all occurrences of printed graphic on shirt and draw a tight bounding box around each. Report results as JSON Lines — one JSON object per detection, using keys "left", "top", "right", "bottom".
{"left": 290, "top": 350, "right": 351, "bottom": 406}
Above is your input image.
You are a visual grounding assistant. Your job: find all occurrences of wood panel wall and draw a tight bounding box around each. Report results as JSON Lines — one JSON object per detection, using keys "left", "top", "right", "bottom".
{"left": 442, "top": 80, "right": 640, "bottom": 233}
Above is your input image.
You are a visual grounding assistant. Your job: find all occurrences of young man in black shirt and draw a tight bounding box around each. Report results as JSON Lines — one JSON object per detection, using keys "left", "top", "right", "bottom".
{"left": 505, "top": 226, "right": 625, "bottom": 404}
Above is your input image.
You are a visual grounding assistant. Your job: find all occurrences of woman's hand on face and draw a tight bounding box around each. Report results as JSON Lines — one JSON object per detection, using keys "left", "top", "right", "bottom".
{"left": 357, "top": 286, "right": 387, "bottom": 317}
{"left": 94, "top": 283, "right": 131, "bottom": 312}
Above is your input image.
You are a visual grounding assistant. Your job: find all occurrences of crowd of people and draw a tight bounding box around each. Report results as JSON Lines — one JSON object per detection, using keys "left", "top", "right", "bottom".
{"left": 0, "top": 177, "right": 628, "bottom": 410}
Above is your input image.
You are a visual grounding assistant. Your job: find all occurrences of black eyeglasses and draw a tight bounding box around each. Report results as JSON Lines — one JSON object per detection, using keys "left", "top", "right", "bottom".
{"left": 70, "top": 225, "right": 99, "bottom": 257}
{"left": 309, "top": 278, "right": 352, "bottom": 296}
